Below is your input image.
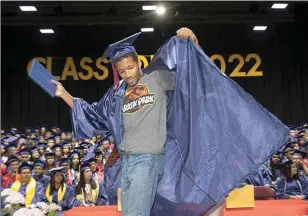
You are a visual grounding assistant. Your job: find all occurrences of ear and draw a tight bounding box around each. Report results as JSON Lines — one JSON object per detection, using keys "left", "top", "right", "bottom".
{"left": 138, "top": 58, "right": 142, "bottom": 69}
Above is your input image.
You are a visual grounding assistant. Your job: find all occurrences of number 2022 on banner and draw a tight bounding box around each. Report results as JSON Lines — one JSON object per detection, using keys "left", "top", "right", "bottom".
{"left": 210, "top": 53, "right": 263, "bottom": 77}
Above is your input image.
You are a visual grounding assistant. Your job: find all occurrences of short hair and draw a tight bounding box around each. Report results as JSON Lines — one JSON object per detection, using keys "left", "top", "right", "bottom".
{"left": 111, "top": 51, "right": 138, "bottom": 64}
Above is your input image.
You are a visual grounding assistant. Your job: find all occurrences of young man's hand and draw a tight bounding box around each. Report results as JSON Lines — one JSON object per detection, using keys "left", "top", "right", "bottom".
{"left": 176, "top": 27, "right": 199, "bottom": 45}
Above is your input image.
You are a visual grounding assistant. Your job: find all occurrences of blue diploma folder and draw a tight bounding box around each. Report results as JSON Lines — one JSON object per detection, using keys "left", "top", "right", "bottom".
{"left": 28, "top": 59, "right": 56, "bottom": 98}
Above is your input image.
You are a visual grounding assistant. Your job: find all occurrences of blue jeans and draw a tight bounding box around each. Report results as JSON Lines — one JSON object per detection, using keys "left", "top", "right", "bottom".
{"left": 121, "top": 153, "right": 165, "bottom": 216}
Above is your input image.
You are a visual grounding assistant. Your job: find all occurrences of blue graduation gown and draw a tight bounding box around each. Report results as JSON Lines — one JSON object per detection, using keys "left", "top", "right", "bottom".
{"left": 34, "top": 174, "right": 50, "bottom": 188}
{"left": 81, "top": 182, "right": 108, "bottom": 206}
{"left": 70, "top": 37, "right": 289, "bottom": 215}
{"left": 104, "top": 157, "right": 122, "bottom": 205}
{"left": 275, "top": 175, "right": 308, "bottom": 199}
{"left": 18, "top": 181, "right": 45, "bottom": 205}
{"left": 245, "top": 165, "right": 270, "bottom": 186}
{"left": 48, "top": 185, "right": 81, "bottom": 210}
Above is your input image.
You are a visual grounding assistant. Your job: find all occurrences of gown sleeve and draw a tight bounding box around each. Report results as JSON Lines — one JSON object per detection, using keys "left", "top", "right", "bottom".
{"left": 104, "top": 158, "right": 122, "bottom": 205}
{"left": 31, "top": 182, "right": 45, "bottom": 204}
{"left": 70, "top": 87, "right": 115, "bottom": 139}
{"left": 95, "top": 181, "right": 108, "bottom": 206}
{"left": 58, "top": 185, "right": 82, "bottom": 210}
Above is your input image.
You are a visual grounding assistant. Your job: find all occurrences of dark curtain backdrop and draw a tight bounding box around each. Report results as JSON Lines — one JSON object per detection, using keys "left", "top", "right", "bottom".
{"left": 1, "top": 16, "right": 308, "bottom": 131}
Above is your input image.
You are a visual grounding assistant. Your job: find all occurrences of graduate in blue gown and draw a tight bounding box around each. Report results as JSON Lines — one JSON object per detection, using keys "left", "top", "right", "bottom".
{"left": 33, "top": 159, "right": 50, "bottom": 188}
{"left": 10, "top": 162, "right": 45, "bottom": 206}
{"left": 51, "top": 30, "right": 289, "bottom": 216}
{"left": 44, "top": 167, "right": 82, "bottom": 210}
{"left": 275, "top": 161, "right": 308, "bottom": 200}
{"left": 264, "top": 153, "right": 283, "bottom": 188}
{"left": 104, "top": 147, "right": 121, "bottom": 205}
{"left": 75, "top": 162, "right": 108, "bottom": 206}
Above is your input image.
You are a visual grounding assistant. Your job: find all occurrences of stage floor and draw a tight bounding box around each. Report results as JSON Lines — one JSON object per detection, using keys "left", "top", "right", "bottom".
{"left": 64, "top": 200, "right": 308, "bottom": 216}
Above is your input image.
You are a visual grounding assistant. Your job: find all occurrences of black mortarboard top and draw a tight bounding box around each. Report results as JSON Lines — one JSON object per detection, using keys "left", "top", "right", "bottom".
{"left": 294, "top": 149, "right": 307, "bottom": 158}
{"left": 18, "top": 147, "right": 31, "bottom": 155}
{"left": 283, "top": 147, "right": 294, "bottom": 153}
{"left": 33, "top": 159, "right": 46, "bottom": 168}
{"left": 84, "top": 158, "right": 96, "bottom": 164}
{"left": 45, "top": 151, "right": 55, "bottom": 157}
{"left": 75, "top": 145, "right": 86, "bottom": 151}
{"left": 61, "top": 141, "right": 70, "bottom": 148}
{"left": 80, "top": 162, "right": 91, "bottom": 171}
{"left": 68, "top": 150, "right": 80, "bottom": 158}
{"left": 95, "top": 150, "right": 103, "bottom": 156}
{"left": 48, "top": 166, "right": 64, "bottom": 175}
{"left": 5, "top": 155, "right": 19, "bottom": 166}
{"left": 59, "top": 157, "right": 71, "bottom": 165}
{"left": 80, "top": 142, "right": 91, "bottom": 148}
{"left": 18, "top": 162, "right": 32, "bottom": 173}
{"left": 54, "top": 135, "right": 60, "bottom": 138}
{"left": 31, "top": 146, "right": 38, "bottom": 152}
{"left": 46, "top": 137, "right": 55, "bottom": 142}
{"left": 37, "top": 142, "right": 47, "bottom": 148}
{"left": 52, "top": 144, "right": 62, "bottom": 150}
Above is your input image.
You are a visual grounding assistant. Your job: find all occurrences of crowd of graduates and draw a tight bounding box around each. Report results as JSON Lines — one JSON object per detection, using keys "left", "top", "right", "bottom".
{"left": 245, "top": 123, "right": 308, "bottom": 200}
{"left": 0, "top": 122, "right": 308, "bottom": 213}
{"left": 0, "top": 126, "right": 121, "bottom": 212}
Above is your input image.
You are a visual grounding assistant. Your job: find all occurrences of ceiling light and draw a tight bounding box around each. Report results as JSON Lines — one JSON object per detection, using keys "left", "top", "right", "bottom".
{"left": 19, "top": 6, "right": 37, "bottom": 12}
{"left": 156, "top": 6, "right": 166, "bottom": 15}
{"left": 271, "top": 3, "right": 288, "bottom": 9}
{"left": 141, "top": 28, "right": 154, "bottom": 32}
{"left": 40, "top": 29, "right": 54, "bottom": 34}
{"left": 142, "top": 5, "right": 157, "bottom": 11}
{"left": 253, "top": 26, "right": 267, "bottom": 31}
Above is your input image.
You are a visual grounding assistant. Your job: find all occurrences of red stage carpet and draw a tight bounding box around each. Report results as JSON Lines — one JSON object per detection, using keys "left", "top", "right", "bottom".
{"left": 64, "top": 200, "right": 308, "bottom": 216}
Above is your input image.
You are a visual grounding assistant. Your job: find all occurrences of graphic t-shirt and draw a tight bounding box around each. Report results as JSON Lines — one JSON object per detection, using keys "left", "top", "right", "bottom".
{"left": 118, "top": 69, "right": 175, "bottom": 154}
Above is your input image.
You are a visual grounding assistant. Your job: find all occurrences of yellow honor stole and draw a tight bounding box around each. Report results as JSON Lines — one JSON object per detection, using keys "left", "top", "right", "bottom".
{"left": 11, "top": 178, "right": 36, "bottom": 207}
{"left": 76, "top": 181, "right": 99, "bottom": 205}
{"left": 45, "top": 184, "right": 67, "bottom": 203}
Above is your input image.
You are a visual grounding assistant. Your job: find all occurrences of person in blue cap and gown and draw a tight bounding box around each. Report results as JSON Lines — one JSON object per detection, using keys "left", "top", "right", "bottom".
{"left": 10, "top": 162, "right": 45, "bottom": 207}
{"left": 75, "top": 162, "right": 108, "bottom": 206}
{"left": 33, "top": 159, "right": 50, "bottom": 188}
{"left": 43, "top": 167, "right": 81, "bottom": 211}
{"left": 48, "top": 26, "right": 289, "bottom": 216}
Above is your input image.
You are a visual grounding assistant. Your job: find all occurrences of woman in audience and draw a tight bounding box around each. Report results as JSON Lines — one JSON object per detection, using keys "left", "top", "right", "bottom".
{"left": 75, "top": 162, "right": 108, "bottom": 206}
{"left": 275, "top": 161, "right": 308, "bottom": 200}
{"left": 44, "top": 167, "right": 81, "bottom": 210}
{"left": 265, "top": 153, "right": 283, "bottom": 188}
{"left": 69, "top": 151, "right": 81, "bottom": 173}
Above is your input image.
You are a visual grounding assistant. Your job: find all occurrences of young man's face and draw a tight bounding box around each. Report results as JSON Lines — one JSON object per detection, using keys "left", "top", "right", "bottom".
{"left": 46, "top": 156, "right": 55, "bottom": 165}
{"left": 10, "top": 161, "right": 19, "bottom": 173}
{"left": 114, "top": 56, "right": 142, "bottom": 87}
{"left": 20, "top": 154, "right": 30, "bottom": 163}
{"left": 33, "top": 166, "right": 44, "bottom": 176}
{"left": 20, "top": 169, "right": 31, "bottom": 183}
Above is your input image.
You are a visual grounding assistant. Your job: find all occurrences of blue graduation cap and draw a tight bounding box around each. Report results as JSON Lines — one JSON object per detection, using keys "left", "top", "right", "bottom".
{"left": 102, "top": 32, "right": 141, "bottom": 62}
{"left": 5, "top": 155, "right": 19, "bottom": 166}
{"left": 18, "top": 147, "right": 31, "bottom": 155}
{"left": 18, "top": 162, "right": 32, "bottom": 173}
{"left": 45, "top": 151, "right": 55, "bottom": 157}
{"left": 294, "top": 149, "right": 307, "bottom": 158}
{"left": 68, "top": 150, "right": 80, "bottom": 158}
{"left": 80, "top": 162, "right": 91, "bottom": 171}
{"left": 102, "top": 32, "right": 142, "bottom": 88}
{"left": 61, "top": 141, "right": 71, "bottom": 148}
{"left": 48, "top": 166, "right": 64, "bottom": 175}
{"left": 59, "top": 157, "right": 71, "bottom": 165}
{"left": 37, "top": 142, "right": 47, "bottom": 148}
{"left": 33, "top": 159, "right": 46, "bottom": 168}
{"left": 52, "top": 144, "right": 62, "bottom": 151}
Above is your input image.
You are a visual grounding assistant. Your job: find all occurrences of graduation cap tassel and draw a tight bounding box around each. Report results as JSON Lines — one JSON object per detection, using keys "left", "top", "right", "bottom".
{"left": 112, "top": 64, "right": 119, "bottom": 89}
